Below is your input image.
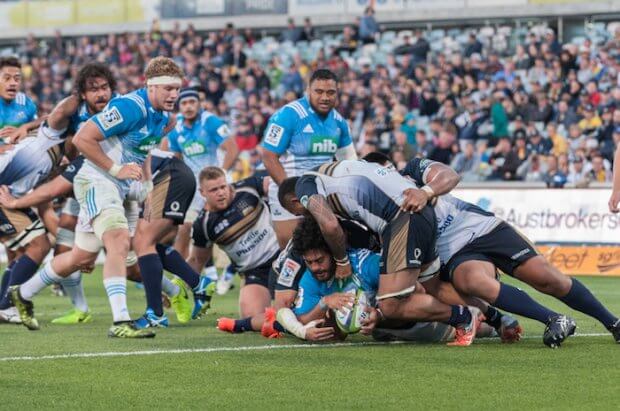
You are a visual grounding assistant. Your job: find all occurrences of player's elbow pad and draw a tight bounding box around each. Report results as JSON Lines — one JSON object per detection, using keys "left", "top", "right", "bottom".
{"left": 335, "top": 144, "right": 357, "bottom": 161}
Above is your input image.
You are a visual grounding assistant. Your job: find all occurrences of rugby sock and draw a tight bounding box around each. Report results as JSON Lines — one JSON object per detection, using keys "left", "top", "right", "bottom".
{"left": 138, "top": 254, "right": 164, "bottom": 316}
{"left": 20, "top": 261, "right": 64, "bottom": 301}
{"left": 103, "top": 277, "right": 131, "bottom": 323}
{"left": 161, "top": 276, "right": 180, "bottom": 297}
{"left": 0, "top": 261, "right": 16, "bottom": 302}
{"left": 224, "top": 264, "right": 235, "bottom": 281}
{"left": 483, "top": 306, "right": 503, "bottom": 330}
{"left": 494, "top": 283, "right": 557, "bottom": 324}
{"left": 155, "top": 244, "right": 200, "bottom": 289}
{"left": 274, "top": 321, "right": 285, "bottom": 333}
{"left": 559, "top": 278, "right": 618, "bottom": 328}
{"left": 233, "top": 317, "right": 253, "bottom": 332}
{"left": 61, "top": 271, "right": 89, "bottom": 313}
{"left": 0, "top": 256, "right": 40, "bottom": 307}
{"left": 447, "top": 305, "right": 472, "bottom": 327}
{"left": 203, "top": 265, "right": 219, "bottom": 282}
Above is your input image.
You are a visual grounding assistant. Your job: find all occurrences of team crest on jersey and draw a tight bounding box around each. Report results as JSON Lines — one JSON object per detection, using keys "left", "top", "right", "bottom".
{"left": 217, "top": 124, "right": 231, "bottom": 138}
{"left": 264, "top": 124, "right": 284, "bottom": 146}
{"left": 310, "top": 136, "right": 338, "bottom": 154}
{"left": 277, "top": 258, "right": 301, "bottom": 287}
{"left": 98, "top": 107, "right": 123, "bottom": 130}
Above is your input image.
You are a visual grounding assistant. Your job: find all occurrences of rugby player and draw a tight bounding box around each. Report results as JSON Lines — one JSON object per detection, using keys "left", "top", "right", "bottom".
{"left": 261, "top": 69, "right": 357, "bottom": 249}
{"left": 286, "top": 217, "right": 503, "bottom": 343}
{"left": 11, "top": 57, "right": 184, "bottom": 338}
{"left": 1, "top": 151, "right": 201, "bottom": 327}
{"left": 165, "top": 88, "right": 238, "bottom": 290}
{"left": 368, "top": 152, "right": 620, "bottom": 347}
{"left": 188, "top": 167, "right": 278, "bottom": 333}
{"left": 0, "top": 56, "right": 41, "bottom": 145}
{"left": 278, "top": 161, "right": 480, "bottom": 346}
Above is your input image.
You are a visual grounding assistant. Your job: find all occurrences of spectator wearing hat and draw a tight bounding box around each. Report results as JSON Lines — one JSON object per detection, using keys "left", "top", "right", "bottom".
{"left": 567, "top": 155, "right": 588, "bottom": 185}
{"left": 526, "top": 129, "right": 552, "bottom": 156}
{"left": 578, "top": 104, "right": 602, "bottom": 136}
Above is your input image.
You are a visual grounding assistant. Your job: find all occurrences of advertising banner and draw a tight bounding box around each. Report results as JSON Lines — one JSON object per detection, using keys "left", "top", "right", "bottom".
{"left": 452, "top": 188, "right": 620, "bottom": 245}
{"left": 161, "top": 0, "right": 287, "bottom": 18}
{"left": 538, "top": 246, "right": 620, "bottom": 277}
{"left": 289, "top": 0, "right": 346, "bottom": 16}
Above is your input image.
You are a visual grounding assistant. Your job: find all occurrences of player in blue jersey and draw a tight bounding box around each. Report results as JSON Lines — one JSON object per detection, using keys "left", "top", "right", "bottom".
{"left": 261, "top": 69, "right": 357, "bottom": 248}
{"left": 281, "top": 216, "right": 504, "bottom": 343}
{"left": 165, "top": 88, "right": 238, "bottom": 261}
{"left": 11, "top": 57, "right": 184, "bottom": 338}
{"left": 0, "top": 56, "right": 41, "bottom": 146}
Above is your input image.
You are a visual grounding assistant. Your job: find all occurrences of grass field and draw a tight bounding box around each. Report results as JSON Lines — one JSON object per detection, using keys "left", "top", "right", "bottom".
{"left": 0, "top": 269, "right": 618, "bottom": 410}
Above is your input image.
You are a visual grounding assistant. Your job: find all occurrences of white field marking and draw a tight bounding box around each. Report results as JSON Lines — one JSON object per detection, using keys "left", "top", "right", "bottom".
{"left": 0, "top": 333, "right": 610, "bottom": 363}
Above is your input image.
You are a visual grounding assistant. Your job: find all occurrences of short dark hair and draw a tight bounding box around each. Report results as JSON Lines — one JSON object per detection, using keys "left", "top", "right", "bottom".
{"left": 309, "top": 69, "right": 338, "bottom": 85}
{"left": 362, "top": 151, "right": 393, "bottom": 166}
{"left": 74, "top": 63, "right": 116, "bottom": 99}
{"left": 292, "top": 215, "right": 330, "bottom": 256}
{"left": 278, "top": 177, "right": 300, "bottom": 207}
{"left": 0, "top": 56, "right": 20, "bottom": 71}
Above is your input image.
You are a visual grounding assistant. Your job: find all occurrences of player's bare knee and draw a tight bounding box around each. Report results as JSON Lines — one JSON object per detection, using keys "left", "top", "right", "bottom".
{"left": 377, "top": 298, "right": 400, "bottom": 318}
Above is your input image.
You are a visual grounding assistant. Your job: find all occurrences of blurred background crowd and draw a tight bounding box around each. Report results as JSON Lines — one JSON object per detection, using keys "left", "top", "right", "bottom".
{"left": 8, "top": 11, "right": 620, "bottom": 187}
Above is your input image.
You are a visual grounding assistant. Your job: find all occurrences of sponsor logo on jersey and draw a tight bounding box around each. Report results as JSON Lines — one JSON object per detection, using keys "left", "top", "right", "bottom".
{"left": 310, "top": 136, "right": 338, "bottom": 154}
{"left": 135, "top": 136, "right": 162, "bottom": 154}
{"left": 277, "top": 258, "right": 301, "bottom": 287}
{"left": 215, "top": 219, "right": 230, "bottom": 235}
{"left": 98, "top": 107, "right": 123, "bottom": 130}
{"left": 264, "top": 123, "right": 284, "bottom": 146}
{"left": 182, "top": 141, "right": 207, "bottom": 156}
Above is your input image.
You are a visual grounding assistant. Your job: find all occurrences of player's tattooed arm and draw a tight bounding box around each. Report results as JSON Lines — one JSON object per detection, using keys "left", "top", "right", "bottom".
{"left": 48, "top": 95, "right": 80, "bottom": 131}
{"left": 306, "top": 195, "right": 352, "bottom": 279}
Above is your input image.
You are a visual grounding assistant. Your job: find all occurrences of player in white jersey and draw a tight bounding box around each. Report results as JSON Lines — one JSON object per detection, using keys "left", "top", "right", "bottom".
{"left": 278, "top": 160, "right": 480, "bottom": 346}
{"left": 187, "top": 167, "right": 279, "bottom": 333}
{"left": 11, "top": 57, "right": 184, "bottom": 338}
{"left": 261, "top": 69, "right": 357, "bottom": 248}
{"left": 368, "top": 152, "right": 620, "bottom": 347}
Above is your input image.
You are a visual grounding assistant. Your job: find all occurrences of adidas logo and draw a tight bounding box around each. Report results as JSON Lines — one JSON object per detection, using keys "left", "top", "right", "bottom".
{"left": 303, "top": 124, "right": 314, "bottom": 133}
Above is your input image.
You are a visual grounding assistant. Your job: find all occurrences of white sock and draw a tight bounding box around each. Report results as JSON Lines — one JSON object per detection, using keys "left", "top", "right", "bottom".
{"left": 161, "top": 276, "right": 180, "bottom": 297}
{"left": 202, "top": 265, "right": 219, "bottom": 281}
{"left": 61, "top": 271, "right": 89, "bottom": 312}
{"left": 103, "top": 277, "right": 130, "bottom": 323}
{"left": 21, "top": 262, "right": 63, "bottom": 301}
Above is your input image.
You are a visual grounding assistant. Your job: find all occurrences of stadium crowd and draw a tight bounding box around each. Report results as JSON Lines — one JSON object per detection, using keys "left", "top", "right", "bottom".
{"left": 10, "top": 17, "right": 620, "bottom": 188}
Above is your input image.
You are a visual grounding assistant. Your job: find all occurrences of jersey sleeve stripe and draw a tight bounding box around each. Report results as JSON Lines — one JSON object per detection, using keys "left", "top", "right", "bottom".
{"left": 125, "top": 94, "right": 147, "bottom": 117}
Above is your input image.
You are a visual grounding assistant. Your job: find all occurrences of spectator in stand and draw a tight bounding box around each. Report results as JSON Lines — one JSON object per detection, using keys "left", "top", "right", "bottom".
{"left": 567, "top": 155, "right": 588, "bottom": 185}
{"left": 414, "top": 129, "right": 434, "bottom": 158}
{"left": 411, "top": 30, "right": 430, "bottom": 64}
{"left": 464, "top": 33, "right": 483, "bottom": 58}
{"left": 429, "top": 123, "right": 457, "bottom": 165}
{"left": 451, "top": 141, "right": 478, "bottom": 175}
{"left": 543, "top": 155, "right": 567, "bottom": 188}
{"left": 546, "top": 122, "right": 569, "bottom": 156}
{"left": 359, "top": 6, "right": 379, "bottom": 44}
{"left": 234, "top": 117, "right": 259, "bottom": 152}
{"left": 281, "top": 18, "right": 302, "bottom": 43}
{"left": 301, "top": 17, "right": 316, "bottom": 42}
{"left": 589, "top": 153, "right": 612, "bottom": 182}
{"left": 489, "top": 136, "right": 520, "bottom": 180}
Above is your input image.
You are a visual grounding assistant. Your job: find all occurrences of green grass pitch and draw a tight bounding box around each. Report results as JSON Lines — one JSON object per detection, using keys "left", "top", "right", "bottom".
{"left": 0, "top": 269, "right": 618, "bottom": 410}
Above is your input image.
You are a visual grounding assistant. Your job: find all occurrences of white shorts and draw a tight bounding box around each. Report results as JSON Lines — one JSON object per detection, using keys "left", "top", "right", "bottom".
{"left": 184, "top": 190, "right": 206, "bottom": 224}
{"left": 268, "top": 181, "right": 302, "bottom": 222}
{"left": 75, "top": 200, "right": 139, "bottom": 236}
{"left": 74, "top": 172, "right": 125, "bottom": 223}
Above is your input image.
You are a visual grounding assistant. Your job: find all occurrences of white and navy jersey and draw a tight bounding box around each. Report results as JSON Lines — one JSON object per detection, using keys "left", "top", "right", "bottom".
{"left": 192, "top": 176, "right": 279, "bottom": 272}
{"left": 260, "top": 96, "right": 353, "bottom": 178}
{"left": 295, "top": 160, "right": 417, "bottom": 234}
{"left": 0, "top": 128, "right": 64, "bottom": 197}
{"left": 400, "top": 158, "right": 502, "bottom": 263}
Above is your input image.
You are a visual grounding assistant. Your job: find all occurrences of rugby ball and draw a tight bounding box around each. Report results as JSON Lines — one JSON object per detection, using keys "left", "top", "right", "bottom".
{"left": 335, "top": 288, "right": 370, "bottom": 334}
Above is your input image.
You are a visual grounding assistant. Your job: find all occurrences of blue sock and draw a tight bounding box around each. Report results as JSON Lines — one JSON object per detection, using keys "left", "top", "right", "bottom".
{"left": 559, "top": 278, "right": 618, "bottom": 328}
{"left": 0, "top": 256, "right": 38, "bottom": 309}
{"left": 0, "top": 261, "right": 16, "bottom": 303}
{"left": 138, "top": 254, "right": 164, "bottom": 316}
{"left": 233, "top": 317, "right": 253, "bottom": 332}
{"left": 494, "top": 283, "right": 557, "bottom": 324}
{"left": 484, "top": 306, "right": 503, "bottom": 329}
{"left": 447, "top": 305, "right": 472, "bottom": 327}
{"left": 155, "top": 244, "right": 200, "bottom": 289}
{"left": 224, "top": 264, "right": 235, "bottom": 281}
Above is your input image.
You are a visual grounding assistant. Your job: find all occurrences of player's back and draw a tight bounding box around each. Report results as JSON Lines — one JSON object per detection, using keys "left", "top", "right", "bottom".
{"left": 305, "top": 160, "right": 416, "bottom": 234}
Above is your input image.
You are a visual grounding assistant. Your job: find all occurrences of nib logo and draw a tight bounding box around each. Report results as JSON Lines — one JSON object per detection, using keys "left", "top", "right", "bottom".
{"left": 476, "top": 197, "right": 491, "bottom": 211}
{"left": 311, "top": 136, "right": 338, "bottom": 154}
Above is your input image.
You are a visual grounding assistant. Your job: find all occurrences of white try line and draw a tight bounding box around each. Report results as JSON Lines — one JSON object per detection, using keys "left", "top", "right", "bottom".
{"left": 0, "top": 333, "right": 610, "bottom": 363}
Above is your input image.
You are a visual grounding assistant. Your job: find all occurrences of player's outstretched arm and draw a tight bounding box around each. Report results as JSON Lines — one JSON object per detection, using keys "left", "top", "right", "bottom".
{"left": 261, "top": 148, "right": 288, "bottom": 186}
{"left": 220, "top": 138, "right": 239, "bottom": 171}
{"left": 47, "top": 95, "right": 80, "bottom": 132}
{"left": 0, "top": 176, "right": 72, "bottom": 209}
